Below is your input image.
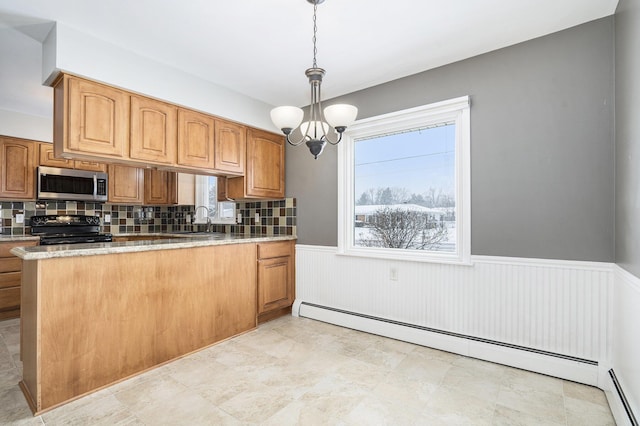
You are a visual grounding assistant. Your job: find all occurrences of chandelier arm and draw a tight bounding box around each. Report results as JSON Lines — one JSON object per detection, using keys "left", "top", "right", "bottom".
{"left": 324, "top": 132, "right": 343, "bottom": 145}
{"left": 285, "top": 133, "right": 309, "bottom": 147}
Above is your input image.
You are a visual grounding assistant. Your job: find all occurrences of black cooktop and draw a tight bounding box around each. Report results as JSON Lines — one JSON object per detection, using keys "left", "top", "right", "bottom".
{"left": 30, "top": 214, "right": 112, "bottom": 245}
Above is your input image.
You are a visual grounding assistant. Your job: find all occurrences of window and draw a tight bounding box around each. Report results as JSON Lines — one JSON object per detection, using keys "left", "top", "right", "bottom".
{"left": 338, "top": 96, "right": 470, "bottom": 264}
{"left": 194, "top": 176, "right": 236, "bottom": 225}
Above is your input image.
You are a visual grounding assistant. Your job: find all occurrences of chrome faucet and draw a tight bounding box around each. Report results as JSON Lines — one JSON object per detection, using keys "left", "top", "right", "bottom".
{"left": 192, "top": 205, "right": 212, "bottom": 231}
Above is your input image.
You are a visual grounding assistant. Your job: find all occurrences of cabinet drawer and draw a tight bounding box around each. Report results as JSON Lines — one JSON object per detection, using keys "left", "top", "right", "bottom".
{"left": 0, "top": 240, "right": 37, "bottom": 257}
{"left": 0, "top": 257, "right": 21, "bottom": 273}
{"left": 257, "top": 241, "right": 293, "bottom": 259}
{"left": 0, "top": 286, "right": 20, "bottom": 311}
{"left": 0, "top": 272, "right": 21, "bottom": 289}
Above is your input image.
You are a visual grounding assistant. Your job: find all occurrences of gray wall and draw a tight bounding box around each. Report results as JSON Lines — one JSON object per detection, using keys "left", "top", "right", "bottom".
{"left": 287, "top": 17, "right": 615, "bottom": 262}
{"left": 615, "top": 0, "right": 640, "bottom": 278}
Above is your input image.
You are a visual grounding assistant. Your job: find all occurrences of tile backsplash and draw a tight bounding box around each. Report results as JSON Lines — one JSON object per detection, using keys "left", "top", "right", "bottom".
{"left": 0, "top": 198, "right": 296, "bottom": 237}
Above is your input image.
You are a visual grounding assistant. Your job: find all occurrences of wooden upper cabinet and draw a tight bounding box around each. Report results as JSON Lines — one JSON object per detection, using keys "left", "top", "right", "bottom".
{"left": 73, "top": 160, "right": 108, "bottom": 172}
{"left": 130, "top": 96, "right": 177, "bottom": 164}
{"left": 227, "top": 129, "right": 284, "bottom": 199}
{"left": 144, "top": 169, "right": 177, "bottom": 205}
{"left": 0, "top": 136, "right": 36, "bottom": 200}
{"left": 50, "top": 74, "right": 285, "bottom": 192}
{"left": 177, "top": 109, "right": 215, "bottom": 170}
{"left": 39, "top": 143, "right": 106, "bottom": 172}
{"left": 108, "top": 165, "right": 144, "bottom": 204}
{"left": 59, "top": 75, "right": 129, "bottom": 159}
{"left": 38, "top": 143, "right": 73, "bottom": 168}
{"left": 214, "top": 119, "right": 245, "bottom": 175}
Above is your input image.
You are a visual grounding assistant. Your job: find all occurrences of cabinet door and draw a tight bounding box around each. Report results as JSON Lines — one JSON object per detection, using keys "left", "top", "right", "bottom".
{"left": 214, "top": 119, "right": 245, "bottom": 175}
{"left": 0, "top": 137, "right": 36, "bottom": 199}
{"left": 144, "top": 169, "right": 177, "bottom": 205}
{"left": 177, "top": 109, "right": 215, "bottom": 170}
{"left": 245, "top": 129, "right": 285, "bottom": 198}
{"left": 0, "top": 287, "right": 20, "bottom": 315}
{"left": 38, "top": 143, "right": 74, "bottom": 168}
{"left": 257, "top": 255, "right": 293, "bottom": 314}
{"left": 0, "top": 240, "right": 36, "bottom": 320}
{"left": 39, "top": 143, "right": 106, "bottom": 172}
{"left": 213, "top": 244, "right": 258, "bottom": 341}
{"left": 67, "top": 76, "right": 129, "bottom": 158}
{"left": 73, "top": 160, "right": 107, "bottom": 172}
{"left": 108, "top": 165, "right": 144, "bottom": 204}
{"left": 130, "top": 96, "right": 177, "bottom": 164}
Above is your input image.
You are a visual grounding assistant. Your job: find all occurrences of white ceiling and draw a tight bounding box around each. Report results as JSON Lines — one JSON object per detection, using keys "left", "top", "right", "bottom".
{"left": 0, "top": 0, "right": 619, "bottom": 120}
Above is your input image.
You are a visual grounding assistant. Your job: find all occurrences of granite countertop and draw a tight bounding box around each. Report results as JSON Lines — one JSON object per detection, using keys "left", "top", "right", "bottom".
{"left": 10, "top": 233, "right": 296, "bottom": 260}
{"left": 0, "top": 235, "right": 40, "bottom": 242}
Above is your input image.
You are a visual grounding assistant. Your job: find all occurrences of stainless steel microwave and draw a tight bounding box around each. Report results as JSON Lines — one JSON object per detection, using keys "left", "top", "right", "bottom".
{"left": 37, "top": 166, "right": 108, "bottom": 202}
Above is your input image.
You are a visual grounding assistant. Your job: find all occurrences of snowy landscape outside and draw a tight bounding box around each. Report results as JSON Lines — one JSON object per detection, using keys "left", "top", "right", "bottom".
{"left": 353, "top": 124, "right": 456, "bottom": 253}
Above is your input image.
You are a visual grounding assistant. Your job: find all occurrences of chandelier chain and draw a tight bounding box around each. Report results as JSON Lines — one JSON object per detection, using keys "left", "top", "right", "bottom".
{"left": 312, "top": 1, "right": 318, "bottom": 68}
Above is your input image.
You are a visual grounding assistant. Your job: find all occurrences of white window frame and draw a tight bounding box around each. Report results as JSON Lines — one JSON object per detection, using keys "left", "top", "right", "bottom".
{"left": 338, "top": 96, "right": 471, "bottom": 264}
{"left": 194, "top": 176, "right": 236, "bottom": 225}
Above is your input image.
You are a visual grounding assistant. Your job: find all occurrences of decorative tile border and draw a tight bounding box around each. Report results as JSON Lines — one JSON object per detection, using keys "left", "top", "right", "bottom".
{"left": 0, "top": 199, "right": 296, "bottom": 238}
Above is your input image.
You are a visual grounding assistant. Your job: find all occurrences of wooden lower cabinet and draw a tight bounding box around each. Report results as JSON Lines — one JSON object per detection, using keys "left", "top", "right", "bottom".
{"left": 0, "top": 240, "right": 37, "bottom": 320}
{"left": 20, "top": 243, "right": 257, "bottom": 414}
{"left": 257, "top": 240, "right": 295, "bottom": 323}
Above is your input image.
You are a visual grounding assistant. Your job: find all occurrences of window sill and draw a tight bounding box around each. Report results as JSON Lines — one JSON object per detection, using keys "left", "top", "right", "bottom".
{"left": 336, "top": 247, "right": 473, "bottom": 266}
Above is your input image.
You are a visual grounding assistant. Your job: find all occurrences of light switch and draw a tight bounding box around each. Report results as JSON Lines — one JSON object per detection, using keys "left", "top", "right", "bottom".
{"left": 15, "top": 213, "right": 24, "bottom": 224}
{"left": 255, "top": 212, "right": 260, "bottom": 223}
{"left": 104, "top": 214, "right": 111, "bottom": 223}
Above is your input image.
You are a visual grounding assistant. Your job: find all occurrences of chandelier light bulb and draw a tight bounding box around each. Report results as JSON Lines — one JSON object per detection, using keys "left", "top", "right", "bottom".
{"left": 270, "top": 106, "right": 304, "bottom": 134}
{"left": 324, "top": 104, "right": 358, "bottom": 131}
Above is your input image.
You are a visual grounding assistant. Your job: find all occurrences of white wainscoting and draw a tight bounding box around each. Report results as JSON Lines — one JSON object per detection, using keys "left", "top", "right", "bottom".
{"left": 605, "top": 265, "right": 640, "bottom": 426}
{"left": 294, "top": 245, "right": 613, "bottom": 386}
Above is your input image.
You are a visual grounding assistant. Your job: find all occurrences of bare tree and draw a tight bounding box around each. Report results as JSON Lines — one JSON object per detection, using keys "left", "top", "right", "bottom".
{"left": 358, "top": 207, "right": 447, "bottom": 250}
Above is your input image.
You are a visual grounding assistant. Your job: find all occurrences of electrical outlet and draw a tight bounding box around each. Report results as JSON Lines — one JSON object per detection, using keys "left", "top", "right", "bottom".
{"left": 237, "top": 212, "right": 242, "bottom": 224}
{"left": 390, "top": 267, "right": 398, "bottom": 281}
{"left": 104, "top": 214, "right": 111, "bottom": 223}
{"left": 255, "top": 212, "right": 260, "bottom": 223}
{"left": 15, "top": 213, "right": 24, "bottom": 224}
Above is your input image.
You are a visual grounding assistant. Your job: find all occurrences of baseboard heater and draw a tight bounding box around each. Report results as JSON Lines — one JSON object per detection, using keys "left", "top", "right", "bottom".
{"left": 609, "top": 369, "right": 639, "bottom": 426}
{"left": 298, "top": 301, "right": 597, "bottom": 365}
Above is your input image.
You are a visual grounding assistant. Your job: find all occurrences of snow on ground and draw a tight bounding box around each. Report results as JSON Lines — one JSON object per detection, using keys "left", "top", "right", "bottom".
{"left": 353, "top": 222, "right": 456, "bottom": 252}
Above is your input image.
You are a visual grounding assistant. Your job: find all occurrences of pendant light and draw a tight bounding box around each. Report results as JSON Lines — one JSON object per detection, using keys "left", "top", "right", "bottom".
{"left": 270, "top": 0, "right": 358, "bottom": 159}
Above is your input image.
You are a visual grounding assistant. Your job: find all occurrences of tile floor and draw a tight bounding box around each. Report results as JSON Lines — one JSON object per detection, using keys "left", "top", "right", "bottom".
{"left": 0, "top": 315, "right": 615, "bottom": 425}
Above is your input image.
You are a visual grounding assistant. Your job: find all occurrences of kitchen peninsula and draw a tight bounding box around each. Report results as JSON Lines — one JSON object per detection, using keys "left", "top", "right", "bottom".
{"left": 11, "top": 234, "right": 296, "bottom": 415}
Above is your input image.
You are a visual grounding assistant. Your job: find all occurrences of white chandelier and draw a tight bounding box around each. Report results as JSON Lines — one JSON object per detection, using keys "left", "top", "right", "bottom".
{"left": 270, "top": 0, "right": 358, "bottom": 159}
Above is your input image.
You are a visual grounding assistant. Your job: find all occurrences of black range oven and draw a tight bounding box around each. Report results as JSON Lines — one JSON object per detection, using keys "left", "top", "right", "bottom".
{"left": 30, "top": 215, "right": 113, "bottom": 245}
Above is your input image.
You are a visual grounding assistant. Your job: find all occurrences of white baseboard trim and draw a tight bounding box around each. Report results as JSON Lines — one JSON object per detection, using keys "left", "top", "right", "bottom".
{"left": 604, "top": 368, "right": 639, "bottom": 426}
{"left": 294, "top": 300, "right": 600, "bottom": 386}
